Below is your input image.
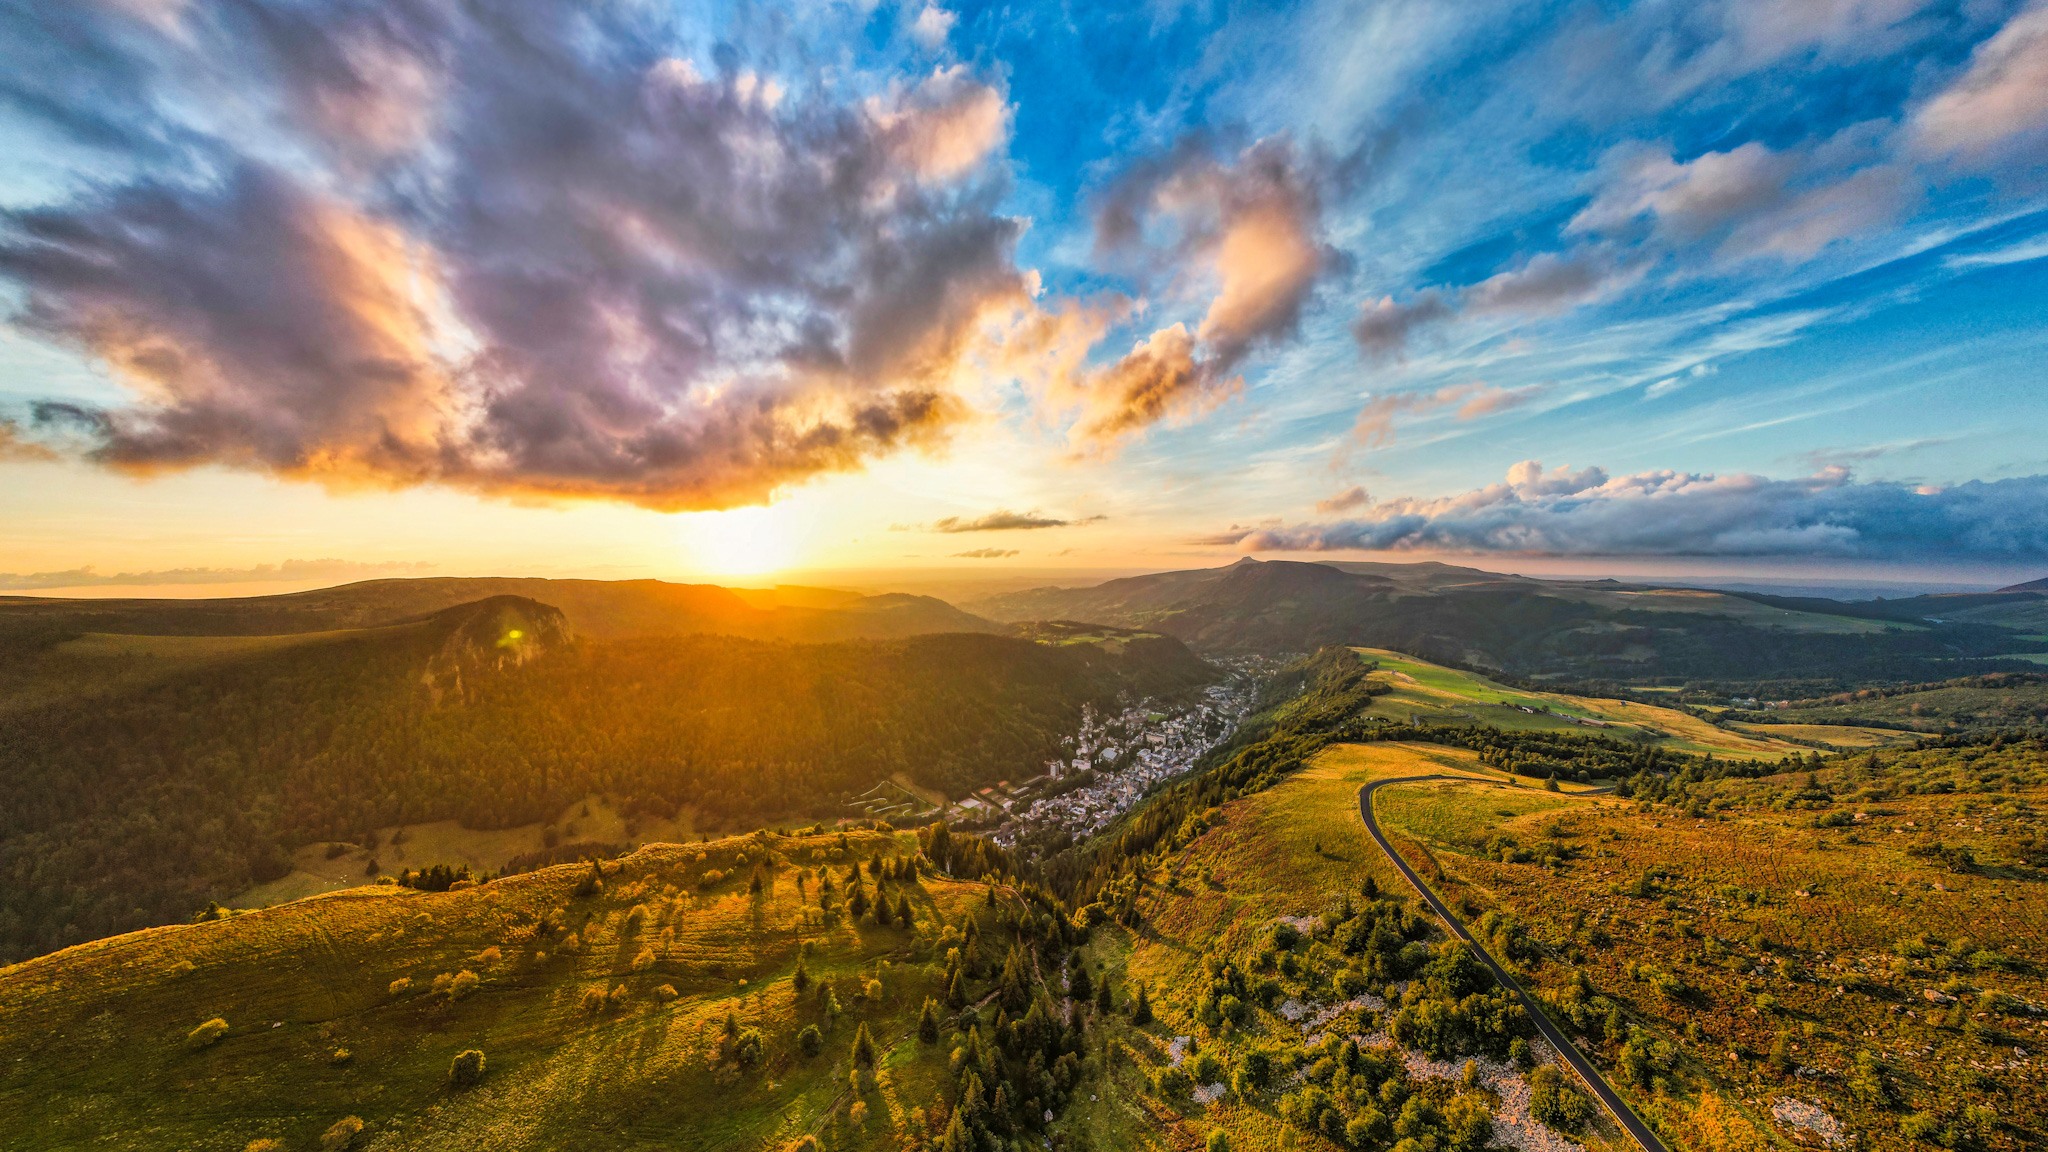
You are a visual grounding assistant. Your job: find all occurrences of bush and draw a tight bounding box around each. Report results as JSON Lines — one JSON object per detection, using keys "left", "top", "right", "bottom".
{"left": 168, "top": 960, "right": 196, "bottom": 978}
{"left": 632, "top": 949, "right": 656, "bottom": 972}
{"left": 329, "top": 1047, "right": 353, "bottom": 1065}
{"left": 1527, "top": 1065, "right": 1594, "bottom": 1133}
{"left": 798, "top": 1024, "right": 824, "bottom": 1057}
{"left": 581, "top": 987, "right": 607, "bottom": 1013}
{"left": 654, "top": 983, "right": 679, "bottom": 1002}
{"left": 186, "top": 1017, "right": 229, "bottom": 1048}
{"left": 449, "top": 1049, "right": 486, "bottom": 1088}
{"left": 244, "top": 1141, "right": 283, "bottom": 1152}
{"left": 448, "top": 970, "right": 480, "bottom": 1000}
{"left": 1206, "top": 1130, "right": 1229, "bottom": 1152}
{"left": 320, "top": 1116, "right": 365, "bottom": 1151}
{"left": 387, "top": 977, "right": 411, "bottom": 996}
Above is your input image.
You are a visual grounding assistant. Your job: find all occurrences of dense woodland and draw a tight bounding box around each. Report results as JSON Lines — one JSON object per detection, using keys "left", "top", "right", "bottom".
{"left": 0, "top": 598, "right": 1213, "bottom": 964}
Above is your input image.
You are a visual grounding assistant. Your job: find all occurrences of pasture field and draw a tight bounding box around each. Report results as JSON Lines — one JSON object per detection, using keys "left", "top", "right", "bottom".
{"left": 1371, "top": 740, "right": 2048, "bottom": 1152}
{"left": 1552, "top": 587, "right": 1915, "bottom": 635}
{"left": 1351, "top": 648, "right": 1810, "bottom": 761}
{"left": 1761, "top": 682, "right": 2048, "bottom": 733}
{"left": 1726, "top": 722, "right": 1922, "bottom": 749}
{"left": 0, "top": 829, "right": 1014, "bottom": 1152}
{"left": 233, "top": 794, "right": 707, "bottom": 909}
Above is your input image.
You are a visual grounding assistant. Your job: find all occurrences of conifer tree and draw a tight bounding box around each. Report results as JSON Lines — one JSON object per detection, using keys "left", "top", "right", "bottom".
{"left": 896, "top": 893, "right": 914, "bottom": 926}
{"left": 1095, "top": 977, "right": 1113, "bottom": 1015}
{"left": 1130, "top": 981, "right": 1153, "bottom": 1025}
{"left": 919, "top": 998, "right": 940, "bottom": 1044}
{"left": 852, "top": 1021, "right": 877, "bottom": 1067}
{"left": 873, "top": 891, "right": 891, "bottom": 926}
{"left": 947, "top": 967, "right": 968, "bottom": 1008}
{"left": 997, "top": 945, "right": 1029, "bottom": 1012}
{"left": 793, "top": 956, "right": 812, "bottom": 994}
{"left": 1069, "top": 962, "right": 1092, "bottom": 1002}
{"left": 749, "top": 866, "right": 764, "bottom": 895}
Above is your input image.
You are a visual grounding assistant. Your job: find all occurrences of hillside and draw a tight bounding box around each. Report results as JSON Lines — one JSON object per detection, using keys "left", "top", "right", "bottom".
{"left": 8, "top": 645, "right": 2045, "bottom": 1152}
{"left": 967, "top": 558, "right": 2048, "bottom": 682}
{"left": 0, "top": 599, "right": 1215, "bottom": 964}
{"left": 0, "top": 828, "right": 1082, "bottom": 1152}
{"left": 0, "top": 576, "right": 999, "bottom": 643}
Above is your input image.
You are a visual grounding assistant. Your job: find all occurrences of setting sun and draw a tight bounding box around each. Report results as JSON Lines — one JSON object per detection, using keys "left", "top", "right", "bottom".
{"left": 675, "top": 505, "right": 802, "bottom": 577}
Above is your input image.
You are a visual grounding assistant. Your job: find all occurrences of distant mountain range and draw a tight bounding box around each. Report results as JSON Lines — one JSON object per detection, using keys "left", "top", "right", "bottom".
{"left": 0, "top": 576, "right": 999, "bottom": 643}
{"left": 967, "top": 558, "right": 2048, "bottom": 681}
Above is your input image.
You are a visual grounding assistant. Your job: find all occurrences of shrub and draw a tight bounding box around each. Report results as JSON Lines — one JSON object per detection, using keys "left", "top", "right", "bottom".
{"left": 732, "top": 1028, "right": 764, "bottom": 1067}
{"left": 448, "top": 1048, "right": 486, "bottom": 1088}
{"left": 654, "top": 984, "right": 679, "bottom": 1002}
{"left": 320, "top": 1116, "right": 364, "bottom": 1151}
{"left": 448, "top": 970, "right": 480, "bottom": 1000}
{"left": 581, "top": 987, "right": 607, "bottom": 1013}
{"left": 330, "top": 1048, "right": 353, "bottom": 1065}
{"left": 168, "top": 960, "right": 196, "bottom": 978}
{"left": 632, "top": 949, "right": 656, "bottom": 972}
{"left": 798, "top": 1024, "right": 824, "bottom": 1057}
{"left": 1527, "top": 1065, "right": 1594, "bottom": 1133}
{"left": 848, "top": 1100, "right": 868, "bottom": 1127}
{"left": 558, "top": 932, "right": 582, "bottom": 955}
{"left": 1206, "top": 1130, "right": 1229, "bottom": 1152}
{"left": 476, "top": 946, "right": 502, "bottom": 966}
{"left": 387, "top": 977, "right": 412, "bottom": 997}
{"left": 186, "top": 1018, "right": 229, "bottom": 1048}
{"left": 244, "top": 1141, "right": 284, "bottom": 1151}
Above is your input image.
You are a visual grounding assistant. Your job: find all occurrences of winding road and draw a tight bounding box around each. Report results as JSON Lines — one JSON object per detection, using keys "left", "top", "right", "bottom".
{"left": 1356, "top": 774, "right": 1671, "bottom": 1152}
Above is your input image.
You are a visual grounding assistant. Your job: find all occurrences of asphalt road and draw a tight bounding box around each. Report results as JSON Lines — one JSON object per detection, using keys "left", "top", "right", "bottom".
{"left": 1356, "top": 774, "right": 1672, "bottom": 1152}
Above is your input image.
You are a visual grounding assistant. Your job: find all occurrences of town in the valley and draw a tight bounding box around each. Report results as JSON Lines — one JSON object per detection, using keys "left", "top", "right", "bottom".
{"left": 844, "top": 658, "right": 1275, "bottom": 847}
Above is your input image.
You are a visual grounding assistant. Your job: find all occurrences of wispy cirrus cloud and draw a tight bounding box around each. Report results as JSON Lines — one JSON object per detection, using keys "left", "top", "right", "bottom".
{"left": 951, "top": 547, "right": 1018, "bottom": 558}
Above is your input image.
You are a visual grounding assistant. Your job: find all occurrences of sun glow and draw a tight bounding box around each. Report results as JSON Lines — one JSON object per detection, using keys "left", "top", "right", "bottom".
{"left": 676, "top": 505, "right": 803, "bottom": 577}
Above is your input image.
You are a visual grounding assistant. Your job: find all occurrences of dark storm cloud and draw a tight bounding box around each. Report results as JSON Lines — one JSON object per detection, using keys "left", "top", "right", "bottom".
{"left": 1216, "top": 462, "right": 2048, "bottom": 559}
{"left": 0, "top": 0, "right": 1025, "bottom": 509}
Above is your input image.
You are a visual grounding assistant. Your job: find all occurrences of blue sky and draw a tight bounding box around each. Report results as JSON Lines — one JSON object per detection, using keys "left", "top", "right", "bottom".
{"left": 0, "top": 0, "right": 2045, "bottom": 589}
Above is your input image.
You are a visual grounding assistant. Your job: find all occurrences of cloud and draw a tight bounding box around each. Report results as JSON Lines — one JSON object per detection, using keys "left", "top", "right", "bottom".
{"left": 1793, "top": 436, "right": 1951, "bottom": 469}
{"left": 0, "top": 558, "right": 437, "bottom": 591}
{"left": 1351, "top": 290, "right": 1453, "bottom": 358}
{"left": 1910, "top": 1, "right": 2048, "bottom": 162}
{"left": 1350, "top": 382, "right": 1543, "bottom": 448}
{"left": 1316, "top": 486, "right": 1370, "bottom": 514}
{"left": 1216, "top": 461, "right": 2048, "bottom": 559}
{"left": 951, "top": 547, "right": 1018, "bottom": 558}
{"left": 928, "top": 509, "right": 1102, "bottom": 532}
{"left": 0, "top": 419, "right": 59, "bottom": 462}
{"left": 1645, "top": 362, "right": 1716, "bottom": 399}
{"left": 1070, "top": 134, "right": 1330, "bottom": 451}
{"left": 0, "top": 3, "right": 1031, "bottom": 511}
{"left": 1351, "top": 251, "right": 1633, "bottom": 359}
{"left": 909, "top": 5, "right": 958, "bottom": 49}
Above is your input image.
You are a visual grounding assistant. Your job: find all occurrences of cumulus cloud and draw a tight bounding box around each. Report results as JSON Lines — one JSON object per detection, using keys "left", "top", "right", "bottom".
{"left": 0, "top": 558, "right": 436, "bottom": 591}
{"left": 1213, "top": 461, "right": 2048, "bottom": 559}
{"left": 1910, "top": 1, "right": 2048, "bottom": 162}
{"left": 926, "top": 509, "right": 1102, "bottom": 532}
{"left": 1316, "top": 486, "right": 1370, "bottom": 514}
{"left": 0, "top": 2, "right": 1032, "bottom": 511}
{"left": 952, "top": 547, "right": 1018, "bottom": 558}
{"left": 1069, "top": 134, "right": 1330, "bottom": 451}
{"left": 909, "top": 5, "right": 958, "bottom": 49}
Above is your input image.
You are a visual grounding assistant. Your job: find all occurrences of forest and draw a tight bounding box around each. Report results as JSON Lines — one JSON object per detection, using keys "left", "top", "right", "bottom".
{"left": 0, "top": 597, "right": 1214, "bottom": 964}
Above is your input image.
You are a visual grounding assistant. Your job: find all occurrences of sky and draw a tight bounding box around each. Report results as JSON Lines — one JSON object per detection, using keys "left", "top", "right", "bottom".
{"left": 2, "top": 0, "right": 2046, "bottom": 594}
